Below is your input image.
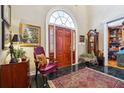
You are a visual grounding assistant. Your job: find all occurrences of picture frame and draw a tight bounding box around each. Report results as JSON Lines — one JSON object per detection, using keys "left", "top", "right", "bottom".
{"left": 0, "top": 8, "right": 2, "bottom": 51}
{"left": 19, "top": 23, "right": 41, "bottom": 47}
{"left": 1, "top": 5, "right": 11, "bottom": 25}
{"left": 2, "top": 21, "right": 11, "bottom": 50}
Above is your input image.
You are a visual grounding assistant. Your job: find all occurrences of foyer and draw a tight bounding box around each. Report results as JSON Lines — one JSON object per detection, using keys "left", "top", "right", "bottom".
{"left": 0, "top": 5, "right": 124, "bottom": 88}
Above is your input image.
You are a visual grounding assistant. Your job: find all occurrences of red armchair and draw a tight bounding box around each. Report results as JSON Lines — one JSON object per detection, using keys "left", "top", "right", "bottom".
{"left": 34, "top": 46, "right": 58, "bottom": 86}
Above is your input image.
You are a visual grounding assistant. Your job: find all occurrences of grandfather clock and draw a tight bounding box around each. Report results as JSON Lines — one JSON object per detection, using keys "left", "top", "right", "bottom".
{"left": 87, "top": 29, "right": 99, "bottom": 55}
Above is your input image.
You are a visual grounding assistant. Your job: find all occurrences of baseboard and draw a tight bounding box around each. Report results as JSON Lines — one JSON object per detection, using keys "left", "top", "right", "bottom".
{"left": 30, "top": 71, "right": 40, "bottom": 76}
{"left": 72, "top": 63, "right": 78, "bottom": 65}
{"left": 30, "top": 71, "right": 35, "bottom": 76}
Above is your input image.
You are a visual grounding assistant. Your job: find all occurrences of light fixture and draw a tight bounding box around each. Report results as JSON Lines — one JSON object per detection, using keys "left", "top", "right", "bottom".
{"left": 9, "top": 34, "right": 22, "bottom": 63}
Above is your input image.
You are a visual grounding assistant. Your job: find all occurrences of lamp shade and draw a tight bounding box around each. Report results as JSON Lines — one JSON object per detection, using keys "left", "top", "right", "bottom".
{"left": 12, "top": 34, "right": 22, "bottom": 42}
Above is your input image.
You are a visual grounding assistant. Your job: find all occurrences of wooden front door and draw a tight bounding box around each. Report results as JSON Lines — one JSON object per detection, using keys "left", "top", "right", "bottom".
{"left": 56, "top": 26, "right": 72, "bottom": 68}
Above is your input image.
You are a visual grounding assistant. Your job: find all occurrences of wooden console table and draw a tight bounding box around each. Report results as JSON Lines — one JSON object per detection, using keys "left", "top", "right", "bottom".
{"left": 0, "top": 60, "right": 30, "bottom": 88}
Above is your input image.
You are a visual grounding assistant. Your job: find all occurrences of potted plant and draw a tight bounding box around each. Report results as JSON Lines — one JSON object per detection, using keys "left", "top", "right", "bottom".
{"left": 13, "top": 48, "right": 26, "bottom": 62}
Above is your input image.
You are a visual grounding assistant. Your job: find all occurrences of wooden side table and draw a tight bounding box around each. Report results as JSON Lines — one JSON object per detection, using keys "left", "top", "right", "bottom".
{"left": 0, "top": 60, "right": 30, "bottom": 88}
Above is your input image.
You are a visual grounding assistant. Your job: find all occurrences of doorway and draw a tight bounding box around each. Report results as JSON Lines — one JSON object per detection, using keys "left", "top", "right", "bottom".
{"left": 48, "top": 25, "right": 75, "bottom": 68}
{"left": 104, "top": 17, "right": 124, "bottom": 69}
{"left": 47, "top": 10, "right": 77, "bottom": 68}
{"left": 108, "top": 26, "right": 124, "bottom": 69}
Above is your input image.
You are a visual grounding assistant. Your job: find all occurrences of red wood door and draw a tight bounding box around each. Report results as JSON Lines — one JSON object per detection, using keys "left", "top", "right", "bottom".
{"left": 56, "top": 26, "right": 71, "bottom": 68}
{"left": 63, "top": 28, "right": 71, "bottom": 66}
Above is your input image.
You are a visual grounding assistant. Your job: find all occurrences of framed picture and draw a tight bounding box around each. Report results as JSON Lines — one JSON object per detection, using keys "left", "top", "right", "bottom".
{"left": 0, "top": 10, "right": 2, "bottom": 51}
{"left": 1, "top": 5, "right": 11, "bottom": 25}
{"left": 2, "top": 21, "right": 11, "bottom": 50}
{"left": 79, "top": 35, "right": 85, "bottom": 42}
{"left": 19, "top": 23, "right": 41, "bottom": 47}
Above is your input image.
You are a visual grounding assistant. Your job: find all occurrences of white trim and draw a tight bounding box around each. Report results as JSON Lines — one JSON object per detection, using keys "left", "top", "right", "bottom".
{"left": 49, "top": 23, "right": 76, "bottom": 30}
{"left": 49, "top": 10, "right": 75, "bottom": 29}
{"left": 46, "top": 7, "right": 78, "bottom": 65}
{"left": 102, "top": 14, "right": 124, "bottom": 24}
{"left": 108, "top": 18, "right": 124, "bottom": 27}
{"left": 54, "top": 25, "right": 56, "bottom": 59}
{"left": 0, "top": 18, "right": 2, "bottom": 61}
{"left": 104, "top": 23, "right": 108, "bottom": 66}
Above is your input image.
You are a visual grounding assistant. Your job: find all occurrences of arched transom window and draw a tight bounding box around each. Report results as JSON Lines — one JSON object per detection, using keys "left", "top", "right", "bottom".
{"left": 49, "top": 10, "right": 75, "bottom": 29}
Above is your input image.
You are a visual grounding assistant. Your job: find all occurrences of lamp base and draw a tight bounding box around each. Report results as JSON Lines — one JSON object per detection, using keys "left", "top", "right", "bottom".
{"left": 10, "top": 58, "right": 17, "bottom": 63}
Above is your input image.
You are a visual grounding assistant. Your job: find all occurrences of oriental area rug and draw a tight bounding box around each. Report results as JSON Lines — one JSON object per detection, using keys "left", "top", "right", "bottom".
{"left": 48, "top": 67, "right": 124, "bottom": 88}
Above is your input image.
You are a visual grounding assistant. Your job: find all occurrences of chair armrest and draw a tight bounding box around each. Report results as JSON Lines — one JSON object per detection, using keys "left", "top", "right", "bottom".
{"left": 46, "top": 57, "right": 58, "bottom": 63}
{"left": 34, "top": 59, "right": 40, "bottom": 63}
{"left": 46, "top": 57, "right": 50, "bottom": 59}
{"left": 46, "top": 57, "right": 57, "bottom": 60}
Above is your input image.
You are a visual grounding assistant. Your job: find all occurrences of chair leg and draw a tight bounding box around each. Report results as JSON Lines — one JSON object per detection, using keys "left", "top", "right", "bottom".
{"left": 42, "top": 75, "right": 48, "bottom": 87}
{"left": 55, "top": 68, "right": 58, "bottom": 77}
{"left": 35, "top": 70, "right": 38, "bottom": 88}
{"left": 35, "top": 68, "right": 38, "bottom": 81}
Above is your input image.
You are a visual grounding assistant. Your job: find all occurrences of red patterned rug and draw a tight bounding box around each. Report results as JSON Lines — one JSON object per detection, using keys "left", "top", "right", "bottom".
{"left": 48, "top": 67, "right": 124, "bottom": 88}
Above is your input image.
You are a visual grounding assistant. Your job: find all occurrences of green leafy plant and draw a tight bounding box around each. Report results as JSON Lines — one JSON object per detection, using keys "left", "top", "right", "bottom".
{"left": 13, "top": 48, "right": 26, "bottom": 59}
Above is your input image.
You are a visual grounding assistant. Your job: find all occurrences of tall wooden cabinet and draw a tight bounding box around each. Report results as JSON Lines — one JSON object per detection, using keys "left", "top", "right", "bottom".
{"left": 0, "top": 60, "right": 30, "bottom": 88}
{"left": 87, "top": 29, "right": 99, "bottom": 55}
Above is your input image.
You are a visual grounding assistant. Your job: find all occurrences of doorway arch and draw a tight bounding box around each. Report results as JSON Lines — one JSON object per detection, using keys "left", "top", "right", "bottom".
{"left": 46, "top": 7, "right": 78, "bottom": 67}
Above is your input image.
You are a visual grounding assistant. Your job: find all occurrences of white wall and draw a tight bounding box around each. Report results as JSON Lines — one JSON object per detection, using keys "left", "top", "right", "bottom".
{"left": 74, "top": 6, "right": 89, "bottom": 56}
{"left": 10, "top": 5, "right": 89, "bottom": 73}
{"left": 88, "top": 5, "right": 124, "bottom": 50}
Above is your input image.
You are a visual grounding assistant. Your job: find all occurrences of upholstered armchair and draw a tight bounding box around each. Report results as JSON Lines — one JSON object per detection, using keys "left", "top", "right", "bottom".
{"left": 33, "top": 46, "right": 58, "bottom": 86}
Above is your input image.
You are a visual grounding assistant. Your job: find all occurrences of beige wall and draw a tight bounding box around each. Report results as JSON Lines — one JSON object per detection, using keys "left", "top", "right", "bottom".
{"left": 88, "top": 5, "right": 124, "bottom": 50}
{"left": 0, "top": 5, "right": 89, "bottom": 73}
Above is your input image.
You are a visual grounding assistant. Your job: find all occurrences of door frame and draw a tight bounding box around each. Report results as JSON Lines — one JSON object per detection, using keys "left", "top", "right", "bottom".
{"left": 46, "top": 7, "right": 78, "bottom": 65}
{"left": 103, "top": 17, "right": 124, "bottom": 66}
{"left": 48, "top": 24, "right": 76, "bottom": 67}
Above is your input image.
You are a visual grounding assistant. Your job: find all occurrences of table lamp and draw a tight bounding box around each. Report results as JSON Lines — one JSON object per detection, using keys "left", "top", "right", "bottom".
{"left": 9, "top": 34, "right": 22, "bottom": 63}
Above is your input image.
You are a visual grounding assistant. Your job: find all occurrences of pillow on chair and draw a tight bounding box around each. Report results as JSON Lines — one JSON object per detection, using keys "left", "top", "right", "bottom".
{"left": 36, "top": 54, "right": 47, "bottom": 67}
